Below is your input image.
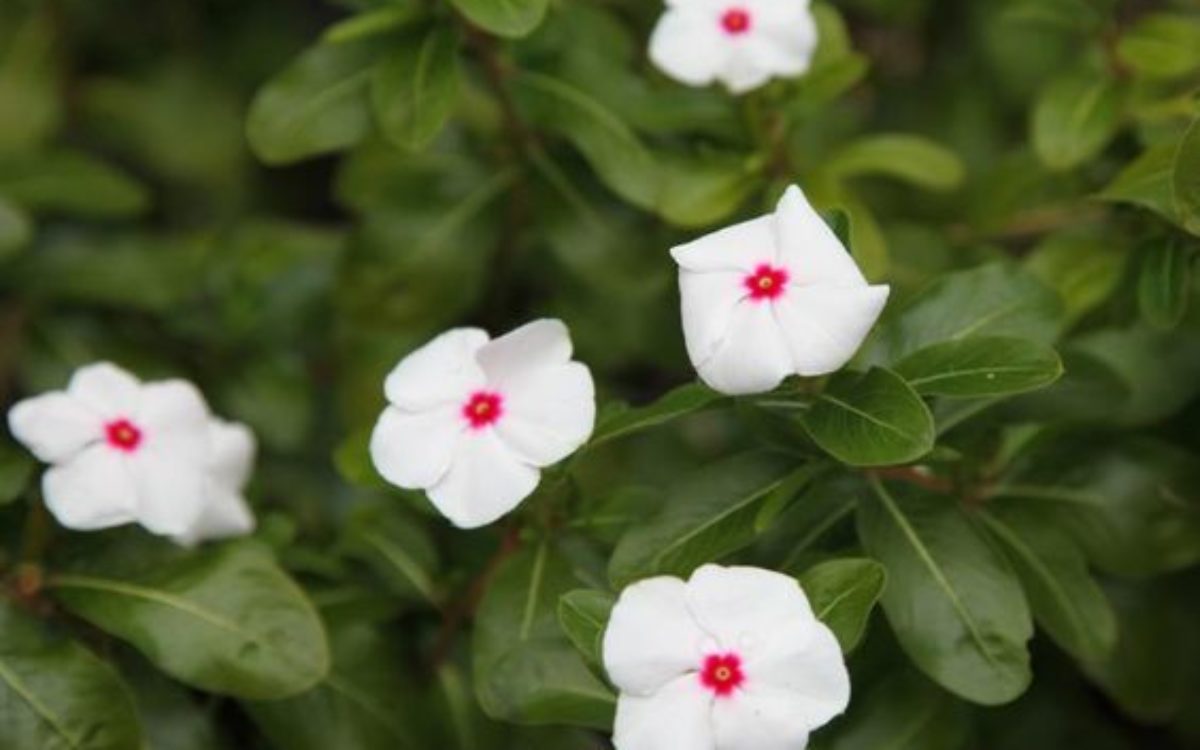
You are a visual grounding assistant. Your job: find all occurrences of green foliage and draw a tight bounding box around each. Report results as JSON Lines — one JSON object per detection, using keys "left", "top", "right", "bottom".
{"left": 801, "top": 368, "right": 935, "bottom": 467}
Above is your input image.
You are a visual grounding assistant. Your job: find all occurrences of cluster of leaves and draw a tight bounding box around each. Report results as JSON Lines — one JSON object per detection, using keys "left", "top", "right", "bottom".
{"left": 1, "top": 0, "right": 1199, "bottom": 748}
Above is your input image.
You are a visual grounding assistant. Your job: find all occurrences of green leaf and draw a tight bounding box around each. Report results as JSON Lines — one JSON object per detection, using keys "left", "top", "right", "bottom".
{"left": 979, "top": 506, "right": 1117, "bottom": 664}
{"left": 657, "top": 152, "right": 760, "bottom": 228}
{"left": 1098, "top": 141, "right": 1200, "bottom": 237}
{"left": 516, "top": 72, "right": 661, "bottom": 210}
{"left": 608, "top": 453, "right": 808, "bottom": 587}
{"left": 819, "top": 670, "right": 971, "bottom": 750}
{"left": 1071, "top": 325, "right": 1200, "bottom": 426}
{"left": 825, "top": 135, "right": 966, "bottom": 191}
{"left": 371, "top": 28, "right": 461, "bottom": 150}
{"left": 244, "top": 622, "right": 423, "bottom": 750}
{"left": 448, "top": 0, "right": 550, "bottom": 38}
{"left": 557, "top": 590, "right": 615, "bottom": 667}
{"left": 1024, "top": 228, "right": 1128, "bottom": 327}
{"left": 0, "top": 600, "right": 142, "bottom": 750}
{"left": 50, "top": 542, "right": 330, "bottom": 700}
{"left": 1031, "top": 67, "right": 1124, "bottom": 171}
{"left": 0, "top": 195, "right": 31, "bottom": 259}
{"left": 123, "top": 659, "right": 229, "bottom": 750}
{"left": 869, "top": 262, "right": 1064, "bottom": 363}
{"left": 0, "top": 10, "right": 61, "bottom": 153}
{"left": 473, "top": 543, "right": 616, "bottom": 729}
{"left": 1117, "top": 14, "right": 1200, "bottom": 79}
{"left": 340, "top": 501, "right": 439, "bottom": 605}
{"left": 1138, "top": 238, "right": 1193, "bottom": 329}
{"left": 246, "top": 41, "right": 376, "bottom": 165}
{"left": 799, "top": 558, "right": 886, "bottom": 652}
{"left": 859, "top": 477, "right": 1033, "bottom": 705}
{"left": 588, "top": 382, "right": 722, "bottom": 451}
{"left": 893, "top": 336, "right": 1063, "bottom": 398}
{"left": 1173, "top": 117, "right": 1200, "bottom": 231}
{"left": 323, "top": 5, "right": 422, "bottom": 45}
{"left": 0, "top": 150, "right": 148, "bottom": 218}
{"left": 0, "top": 441, "right": 33, "bottom": 505}
{"left": 801, "top": 368, "right": 935, "bottom": 467}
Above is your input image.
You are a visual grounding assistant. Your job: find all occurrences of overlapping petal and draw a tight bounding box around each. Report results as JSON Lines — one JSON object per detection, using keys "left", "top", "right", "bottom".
{"left": 603, "top": 576, "right": 711, "bottom": 696}
{"left": 692, "top": 302, "right": 793, "bottom": 395}
{"left": 710, "top": 684, "right": 812, "bottom": 750}
{"left": 426, "top": 430, "right": 539, "bottom": 529}
{"left": 649, "top": 10, "right": 729, "bottom": 89}
{"left": 613, "top": 675, "right": 716, "bottom": 750}
{"left": 477, "top": 318, "right": 574, "bottom": 388}
{"left": 773, "top": 187, "right": 866, "bottom": 286}
{"left": 384, "top": 328, "right": 489, "bottom": 411}
{"left": 370, "top": 405, "right": 463, "bottom": 489}
{"left": 7, "top": 392, "right": 101, "bottom": 463}
{"left": 497, "top": 362, "right": 595, "bottom": 467}
{"left": 772, "top": 285, "right": 890, "bottom": 376}
{"left": 67, "top": 362, "right": 141, "bottom": 419}
{"left": 42, "top": 446, "right": 138, "bottom": 530}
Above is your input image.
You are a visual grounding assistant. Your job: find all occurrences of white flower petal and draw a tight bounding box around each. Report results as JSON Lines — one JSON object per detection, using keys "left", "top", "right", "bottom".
{"left": 711, "top": 685, "right": 813, "bottom": 750}
{"left": 425, "top": 431, "right": 538, "bottom": 529}
{"left": 384, "top": 328, "right": 489, "bottom": 411}
{"left": 67, "top": 362, "right": 141, "bottom": 419}
{"left": 130, "top": 450, "right": 208, "bottom": 536}
{"left": 670, "top": 216, "right": 778, "bottom": 274}
{"left": 612, "top": 674, "right": 716, "bottom": 750}
{"left": 693, "top": 301, "right": 792, "bottom": 395}
{"left": 773, "top": 187, "right": 867, "bottom": 287}
{"left": 603, "top": 576, "right": 711, "bottom": 696}
{"left": 772, "top": 284, "right": 890, "bottom": 376}
{"left": 649, "top": 10, "right": 729, "bottom": 88}
{"left": 496, "top": 362, "right": 595, "bottom": 467}
{"left": 173, "top": 482, "right": 256, "bottom": 547}
{"left": 476, "top": 319, "right": 573, "bottom": 389}
{"left": 745, "top": 28, "right": 816, "bottom": 79}
{"left": 745, "top": 624, "right": 850, "bottom": 729}
{"left": 370, "top": 405, "right": 463, "bottom": 490}
{"left": 137, "top": 380, "right": 211, "bottom": 464}
{"left": 719, "top": 47, "right": 775, "bottom": 95}
{"left": 685, "top": 565, "right": 817, "bottom": 651}
{"left": 208, "top": 419, "right": 255, "bottom": 490}
{"left": 7, "top": 392, "right": 101, "bottom": 463}
{"left": 42, "top": 446, "right": 138, "bottom": 530}
{"left": 679, "top": 270, "right": 749, "bottom": 370}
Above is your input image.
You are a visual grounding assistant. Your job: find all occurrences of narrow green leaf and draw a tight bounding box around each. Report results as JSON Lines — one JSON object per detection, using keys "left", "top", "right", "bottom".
{"left": 448, "top": 0, "right": 550, "bottom": 39}
{"left": 557, "top": 590, "right": 615, "bottom": 666}
{"left": 826, "top": 135, "right": 966, "bottom": 191}
{"left": 799, "top": 558, "right": 887, "bottom": 652}
{"left": 324, "top": 5, "right": 422, "bottom": 45}
{"left": 894, "top": 336, "right": 1063, "bottom": 398}
{"left": 0, "top": 150, "right": 148, "bottom": 217}
{"left": 0, "top": 601, "right": 142, "bottom": 750}
{"left": 588, "top": 382, "right": 722, "bottom": 451}
{"left": 608, "top": 453, "right": 808, "bottom": 587}
{"left": 246, "top": 41, "right": 376, "bottom": 164}
{"left": 980, "top": 506, "right": 1117, "bottom": 664}
{"left": 371, "top": 28, "right": 461, "bottom": 150}
{"left": 50, "top": 542, "right": 330, "bottom": 700}
{"left": 1032, "top": 67, "right": 1124, "bottom": 171}
{"left": 1138, "top": 238, "right": 1193, "bottom": 329}
{"left": 859, "top": 477, "right": 1033, "bottom": 705}
{"left": 802, "top": 368, "right": 935, "bottom": 467}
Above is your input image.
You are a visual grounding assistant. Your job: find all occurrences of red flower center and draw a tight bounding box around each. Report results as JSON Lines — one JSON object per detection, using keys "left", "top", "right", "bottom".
{"left": 462, "top": 391, "right": 504, "bottom": 429}
{"left": 720, "top": 7, "right": 752, "bottom": 35}
{"left": 700, "top": 653, "right": 745, "bottom": 697}
{"left": 744, "top": 264, "right": 789, "bottom": 301}
{"left": 105, "top": 419, "right": 143, "bottom": 452}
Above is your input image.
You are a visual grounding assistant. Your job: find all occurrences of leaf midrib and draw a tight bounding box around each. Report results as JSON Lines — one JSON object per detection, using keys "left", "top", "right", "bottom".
{"left": 905, "top": 362, "right": 1053, "bottom": 389}
{"left": 819, "top": 393, "right": 915, "bottom": 442}
{"left": 0, "top": 657, "right": 82, "bottom": 749}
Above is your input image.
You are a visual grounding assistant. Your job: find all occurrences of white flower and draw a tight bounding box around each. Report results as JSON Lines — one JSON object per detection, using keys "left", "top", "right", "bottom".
{"left": 172, "top": 418, "right": 257, "bottom": 547}
{"left": 671, "top": 186, "right": 890, "bottom": 395}
{"left": 649, "top": 0, "right": 819, "bottom": 94}
{"left": 603, "top": 565, "right": 850, "bottom": 750}
{"left": 369, "top": 319, "right": 596, "bottom": 529}
{"left": 7, "top": 362, "right": 256, "bottom": 541}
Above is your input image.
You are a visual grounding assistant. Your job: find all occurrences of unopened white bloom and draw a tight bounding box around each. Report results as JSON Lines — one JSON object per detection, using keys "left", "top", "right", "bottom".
{"left": 603, "top": 565, "right": 850, "bottom": 750}
{"left": 370, "top": 319, "right": 595, "bottom": 529}
{"left": 650, "top": 0, "right": 819, "bottom": 94}
{"left": 671, "top": 186, "right": 890, "bottom": 395}
{"left": 8, "top": 362, "right": 257, "bottom": 541}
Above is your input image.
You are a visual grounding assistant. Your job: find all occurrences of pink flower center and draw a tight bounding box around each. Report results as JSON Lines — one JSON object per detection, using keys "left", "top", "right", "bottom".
{"left": 700, "top": 653, "right": 745, "bottom": 697}
{"left": 462, "top": 391, "right": 504, "bottom": 429}
{"left": 720, "top": 7, "right": 752, "bottom": 35}
{"left": 105, "top": 418, "right": 143, "bottom": 452}
{"left": 744, "top": 264, "right": 789, "bottom": 301}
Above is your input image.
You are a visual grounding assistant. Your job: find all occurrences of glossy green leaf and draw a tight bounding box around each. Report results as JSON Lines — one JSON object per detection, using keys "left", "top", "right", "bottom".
{"left": 50, "top": 542, "right": 330, "bottom": 700}
{"left": 1099, "top": 141, "right": 1200, "bottom": 237}
{"left": 980, "top": 505, "right": 1117, "bottom": 663}
{"left": 608, "top": 453, "right": 807, "bottom": 587}
{"left": 894, "top": 336, "right": 1063, "bottom": 398}
{"left": 1032, "top": 67, "right": 1124, "bottom": 171}
{"left": 557, "top": 589, "right": 614, "bottom": 666}
{"left": 371, "top": 28, "right": 461, "bottom": 150}
{"left": 0, "top": 601, "right": 142, "bottom": 750}
{"left": 802, "top": 368, "right": 935, "bottom": 467}
{"left": 474, "top": 543, "right": 616, "bottom": 729}
{"left": 826, "top": 135, "right": 965, "bottom": 191}
{"left": 448, "top": 0, "right": 550, "bottom": 39}
{"left": 799, "top": 558, "right": 886, "bottom": 652}
{"left": 1138, "top": 238, "right": 1193, "bottom": 329}
{"left": 818, "top": 670, "right": 971, "bottom": 750}
{"left": 859, "top": 477, "right": 1034, "bottom": 705}
{"left": 588, "top": 382, "right": 722, "bottom": 451}
{"left": 0, "top": 150, "right": 148, "bottom": 217}
{"left": 246, "top": 41, "right": 376, "bottom": 164}
{"left": 323, "top": 5, "right": 422, "bottom": 45}
{"left": 1117, "top": 14, "right": 1200, "bottom": 79}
